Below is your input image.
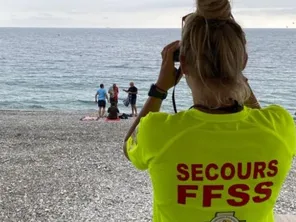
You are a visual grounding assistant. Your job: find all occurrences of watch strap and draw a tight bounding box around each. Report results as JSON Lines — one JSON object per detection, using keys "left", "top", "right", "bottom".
{"left": 148, "top": 84, "right": 168, "bottom": 100}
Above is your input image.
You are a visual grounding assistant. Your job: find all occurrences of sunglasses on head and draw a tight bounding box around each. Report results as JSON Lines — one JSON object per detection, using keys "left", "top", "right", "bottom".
{"left": 182, "top": 13, "right": 194, "bottom": 30}
{"left": 173, "top": 13, "right": 194, "bottom": 63}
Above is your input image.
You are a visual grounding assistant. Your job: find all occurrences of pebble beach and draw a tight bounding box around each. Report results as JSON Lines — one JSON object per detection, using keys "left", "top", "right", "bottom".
{"left": 0, "top": 110, "right": 295, "bottom": 222}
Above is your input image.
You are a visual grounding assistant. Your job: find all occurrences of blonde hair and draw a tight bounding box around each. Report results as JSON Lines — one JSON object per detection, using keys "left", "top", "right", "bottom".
{"left": 180, "top": 0, "right": 251, "bottom": 106}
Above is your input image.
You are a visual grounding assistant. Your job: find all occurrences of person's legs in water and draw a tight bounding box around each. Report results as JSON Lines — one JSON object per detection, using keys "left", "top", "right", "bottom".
{"left": 102, "top": 107, "right": 105, "bottom": 117}
{"left": 98, "top": 101, "right": 102, "bottom": 118}
{"left": 130, "top": 98, "right": 134, "bottom": 116}
{"left": 133, "top": 105, "right": 137, "bottom": 116}
{"left": 101, "top": 100, "right": 106, "bottom": 117}
{"left": 130, "top": 98, "right": 137, "bottom": 116}
{"left": 98, "top": 107, "right": 102, "bottom": 118}
{"left": 98, "top": 100, "right": 105, "bottom": 118}
{"left": 130, "top": 105, "right": 134, "bottom": 116}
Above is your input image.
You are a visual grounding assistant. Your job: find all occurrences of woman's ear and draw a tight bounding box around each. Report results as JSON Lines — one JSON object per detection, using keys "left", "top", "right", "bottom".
{"left": 180, "top": 54, "right": 188, "bottom": 75}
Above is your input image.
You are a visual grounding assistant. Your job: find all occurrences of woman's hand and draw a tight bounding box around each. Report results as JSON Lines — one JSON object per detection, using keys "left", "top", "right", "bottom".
{"left": 156, "top": 41, "right": 183, "bottom": 91}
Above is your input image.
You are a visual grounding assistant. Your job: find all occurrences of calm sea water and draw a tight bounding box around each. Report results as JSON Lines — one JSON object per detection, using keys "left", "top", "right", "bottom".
{"left": 0, "top": 28, "right": 295, "bottom": 115}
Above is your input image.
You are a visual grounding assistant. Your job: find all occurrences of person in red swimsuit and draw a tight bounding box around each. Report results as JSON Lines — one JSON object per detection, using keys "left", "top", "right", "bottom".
{"left": 109, "top": 83, "right": 119, "bottom": 107}
{"left": 113, "top": 84, "right": 119, "bottom": 107}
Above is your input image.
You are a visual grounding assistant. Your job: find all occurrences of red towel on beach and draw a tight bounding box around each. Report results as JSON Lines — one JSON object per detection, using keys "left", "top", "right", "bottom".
{"left": 105, "top": 118, "right": 120, "bottom": 122}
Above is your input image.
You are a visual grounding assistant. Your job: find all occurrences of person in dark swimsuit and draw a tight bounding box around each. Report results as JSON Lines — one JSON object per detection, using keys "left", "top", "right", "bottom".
{"left": 123, "top": 82, "right": 138, "bottom": 116}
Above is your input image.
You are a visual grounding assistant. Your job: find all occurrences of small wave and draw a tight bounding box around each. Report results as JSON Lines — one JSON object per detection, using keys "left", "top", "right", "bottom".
{"left": 262, "top": 66, "right": 277, "bottom": 69}
{"left": 105, "top": 64, "right": 130, "bottom": 69}
{"left": 0, "top": 101, "right": 13, "bottom": 106}
{"left": 28, "top": 105, "right": 46, "bottom": 109}
{"left": 139, "top": 66, "right": 155, "bottom": 70}
{"left": 5, "top": 81, "right": 28, "bottom": 86}
{"left": 104, "top": 64, "right": 155, "bottom": 70}
{"left": 77, "top": 100, "right": 95, "bottom": 105}
{"left": 0, "top": 103, "right": 46, "bottom": 110}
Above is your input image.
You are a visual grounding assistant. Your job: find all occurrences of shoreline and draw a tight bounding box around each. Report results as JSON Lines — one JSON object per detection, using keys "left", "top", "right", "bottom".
{"left": 0, "top": 110, "right": 295, "bottom": 221}
{"left": 1, "top": 107, "right": 295, "bottom": 113}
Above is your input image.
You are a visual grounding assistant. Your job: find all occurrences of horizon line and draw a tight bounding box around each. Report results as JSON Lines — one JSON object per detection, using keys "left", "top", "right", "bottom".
{"left": 0, "top": 26, "right": 295, "bottom": 29}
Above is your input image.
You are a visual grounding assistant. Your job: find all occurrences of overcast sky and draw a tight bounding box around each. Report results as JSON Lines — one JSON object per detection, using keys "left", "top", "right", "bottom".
{"left": 0, "top": 0, "right": 295, "bottom": 28}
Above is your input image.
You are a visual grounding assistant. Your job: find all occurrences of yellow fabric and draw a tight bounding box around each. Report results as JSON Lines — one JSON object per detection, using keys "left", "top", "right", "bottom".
{"left": 127, "top": 105, "right": 296, "bottom": 222}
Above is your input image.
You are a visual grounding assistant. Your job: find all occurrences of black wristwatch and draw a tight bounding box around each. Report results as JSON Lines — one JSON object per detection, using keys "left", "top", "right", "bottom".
{"left": 148, "top": 84, "right": 168, "bottom": 100}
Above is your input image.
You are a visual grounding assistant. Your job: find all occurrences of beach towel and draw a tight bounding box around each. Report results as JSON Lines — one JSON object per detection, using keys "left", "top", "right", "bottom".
{"left": 105, "top": 118, "right": 121, "bottom": 122}
{"left": 80, "top": 116, "right": 99, "bottom": 121}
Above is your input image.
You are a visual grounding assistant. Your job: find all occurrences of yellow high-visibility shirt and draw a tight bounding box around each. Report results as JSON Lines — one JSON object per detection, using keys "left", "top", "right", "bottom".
{"left": 127, "top": 105, "right": 296, "bottom": 222}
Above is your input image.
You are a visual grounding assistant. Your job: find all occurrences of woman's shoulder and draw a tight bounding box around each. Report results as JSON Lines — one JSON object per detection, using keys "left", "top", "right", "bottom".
{"left": 137, "top": 111, "right": 190, "bottom": 146}
{"left": 141, "top": 112, "right": 170, "bottom": 123}
{"left": 141, "top": 111, "right": 189, "bottom": 128}
{"left": 261, "top": 105, "right": 292, "bottom": 118}
{"left": 249, "top": 105, "right": 295, "bottom": 128}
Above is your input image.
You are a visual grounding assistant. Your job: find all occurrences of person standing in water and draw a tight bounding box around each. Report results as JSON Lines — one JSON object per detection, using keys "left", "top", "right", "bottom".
{"left": 95, "top": 84, "right": 109, "bottom": 118}
{"left": 109, "top": 84, "right": 119, "bottom": 107}
{"left": 123, "top": 82, "right": 138, "bottom": 116}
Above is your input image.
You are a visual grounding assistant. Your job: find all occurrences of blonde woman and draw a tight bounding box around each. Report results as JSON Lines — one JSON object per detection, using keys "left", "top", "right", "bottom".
{"left": 123, "top": 0, "right": 296, "bottom": 221}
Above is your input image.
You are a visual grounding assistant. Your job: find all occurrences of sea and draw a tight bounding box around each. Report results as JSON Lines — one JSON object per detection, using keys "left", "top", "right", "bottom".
{"left": 0, "top": 28, "right": 295, "bottom": 115}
